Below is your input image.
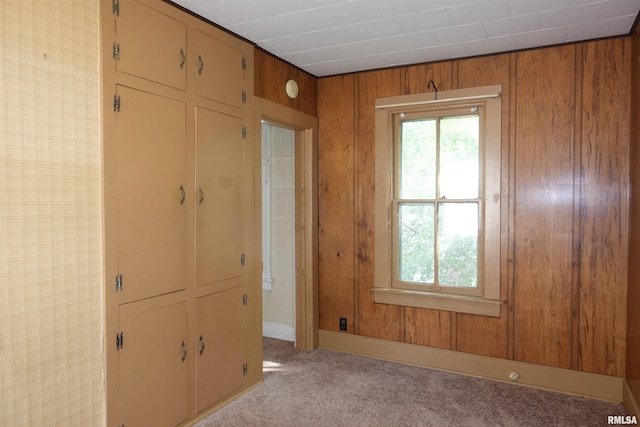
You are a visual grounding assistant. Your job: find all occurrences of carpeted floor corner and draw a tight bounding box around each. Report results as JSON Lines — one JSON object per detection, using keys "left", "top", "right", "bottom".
{"left": 194, "top": 338, "right": 625, "bottom": 427}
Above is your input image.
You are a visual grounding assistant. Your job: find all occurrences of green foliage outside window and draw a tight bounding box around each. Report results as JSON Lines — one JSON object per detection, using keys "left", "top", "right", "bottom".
{"left": 398, "top": 114, "right": 479, "bottom": 288}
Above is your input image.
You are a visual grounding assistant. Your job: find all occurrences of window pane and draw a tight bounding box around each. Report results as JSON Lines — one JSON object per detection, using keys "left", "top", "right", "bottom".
{"left": 399, "top": 203, "right": 434, "bottom": 283}
{"left": 400, "top": 119, "right": 436, "bottom": 199}
{"left": 438, "top": 203, "right": 478, "bottom": 287}
{"left": 440, "top": 115, "right": 479, "bottom": 199}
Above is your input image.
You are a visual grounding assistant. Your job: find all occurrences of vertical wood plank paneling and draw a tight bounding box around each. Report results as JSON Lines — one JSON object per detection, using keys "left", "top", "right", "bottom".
{"left": 627, "top": 25, "right": 640, "bottom": 401}
{"left": 404, "top": 61, "right": 454, "bottom": 94}
{"left": 455, "top": 55, "right": 511, "bottom": 359}
{"left": 570, "top": 45, "right": 584, "bottom": 373}
{"left": 254, "top": 48, "right": 317, "bottom": 117}
{"left": 315, "top": 38, "right": 630, "bottom": 377}
{"left": 357, "top": 69, "right": 402, "bottom": 340}
{"left": 404, "top": 310, "right": 452, "bottom": 349}
{"left": 513, "top": 46, "right": 576, "bottom": 369}
{"left": 579, "top": 38, "right": 630, "bottom": 377}
{"left": 318, "top": 75, "right": 357, "bottom": 332}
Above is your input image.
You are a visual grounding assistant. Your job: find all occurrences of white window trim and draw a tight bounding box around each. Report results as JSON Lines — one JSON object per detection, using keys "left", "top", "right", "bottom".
{"left": 373, "top": 85, "right": 504, "bottom": 317}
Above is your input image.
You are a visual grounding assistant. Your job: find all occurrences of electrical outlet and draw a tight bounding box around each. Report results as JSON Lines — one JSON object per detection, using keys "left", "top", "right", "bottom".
{"left": 339, "top": 317, "right": 347, "bottom": 331}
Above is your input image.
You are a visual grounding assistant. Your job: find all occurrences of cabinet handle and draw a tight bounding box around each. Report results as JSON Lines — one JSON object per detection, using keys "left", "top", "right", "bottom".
{"left": 198, "top": 54, "right": 204, "bottom": 76}
{"left": 199, "top": 335, "right": 205, "bottom": 355}
{"left": 198, "top": 185, "right": 204, "bottom": 206}
{"left": 180, "top": 340, "right": 187, "bottom": 362}
{"left": 179, "top": 184, "right": 186, "bottom": 206}
{"left": 179, "top": 48, "right": 185, "bottom": 70}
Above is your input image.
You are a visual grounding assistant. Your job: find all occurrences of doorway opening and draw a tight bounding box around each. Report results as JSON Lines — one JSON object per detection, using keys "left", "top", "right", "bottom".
{"left": 255, "top": 98, "right": 318, "bottom": 351}
{"left": 261, "top": 123, "right": 296, "bottom": 343}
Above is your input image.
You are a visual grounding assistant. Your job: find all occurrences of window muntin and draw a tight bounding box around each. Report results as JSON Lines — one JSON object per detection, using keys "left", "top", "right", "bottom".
{"left": 394, "top": 108, "right": 482, "bottom": 296}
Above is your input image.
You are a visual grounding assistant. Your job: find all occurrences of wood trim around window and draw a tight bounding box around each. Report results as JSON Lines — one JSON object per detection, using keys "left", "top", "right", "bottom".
{"left": 373, "top": 85, "right": 504, "bottom": 317}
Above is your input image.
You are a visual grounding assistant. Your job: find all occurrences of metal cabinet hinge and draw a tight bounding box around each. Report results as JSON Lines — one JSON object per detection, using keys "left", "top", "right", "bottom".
{"left": 242, "top": 126, "right": 246, "bottom": 139}
{"left": 243, "top": 363, "right": 248, "bottom": 376}
{"left": 242, "top": 57, "right": 247, "bottom": 71}
{"left": 116, "top": 332, "right": 123, "bottom": 350}
{"left": 115, "top": 273, "right": 122, "bottom": 292}
{"left": 242, "top": 90, "right": 246, "bottom": 104}
{"left": 112, "top": 0, "right": 120, "bottom": 16}
{"left": 113, "top": 95, "right": 121, "bottom": 112}
{"left": 112, "top": 42, "right": 120, "bottom": 60}
{"left": 243, "top": 293, "right": 248, "bottom": 306}
{"left": 240, "top": 253, "right": 245, "bottom": 266}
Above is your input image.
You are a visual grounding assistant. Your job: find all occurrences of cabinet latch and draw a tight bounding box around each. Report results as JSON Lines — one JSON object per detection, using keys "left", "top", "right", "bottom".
{"left": 242, "top": 126, "right": 247, "bottom": 139}
{"left": 115, "top": 273, "right": 122, "bottom": 292}
{"left": 112, "top": 42, "right": 120, "bottom": 60}
{"left": 242, "top": 90, "right": 246, "bottom": 104}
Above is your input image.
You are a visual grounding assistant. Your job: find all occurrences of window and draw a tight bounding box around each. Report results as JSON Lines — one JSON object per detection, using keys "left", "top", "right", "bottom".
{"left": 374, "top": 86, "right": 503, "bottom": 317}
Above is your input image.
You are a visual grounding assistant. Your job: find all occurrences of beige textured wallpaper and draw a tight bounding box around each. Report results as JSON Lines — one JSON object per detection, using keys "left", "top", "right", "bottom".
{"left": 0, "top": 1, "right": 104, "bottom": 425}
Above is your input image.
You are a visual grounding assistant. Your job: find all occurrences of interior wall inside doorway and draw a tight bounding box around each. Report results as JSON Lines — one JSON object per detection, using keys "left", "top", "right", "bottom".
{"left": 262, "top": 123, "right": 296, "bottom": 342}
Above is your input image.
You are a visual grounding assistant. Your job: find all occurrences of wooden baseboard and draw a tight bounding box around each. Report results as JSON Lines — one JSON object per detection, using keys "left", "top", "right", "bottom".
{"left": 624, "top": 380, "right": 640, "bottom": 416}
{"left": 319, "top": 330, "right": 623, "bottom": 403}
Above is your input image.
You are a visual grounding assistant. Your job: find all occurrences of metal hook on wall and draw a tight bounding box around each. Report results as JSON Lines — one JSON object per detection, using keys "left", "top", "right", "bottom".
{"left": 427, "top": 79, "right": 439, "bottom": 100}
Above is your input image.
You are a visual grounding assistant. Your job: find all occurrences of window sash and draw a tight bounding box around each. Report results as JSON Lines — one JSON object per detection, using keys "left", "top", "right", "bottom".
{"left": 392, "top": 107, "right": 484, "bottom": 297}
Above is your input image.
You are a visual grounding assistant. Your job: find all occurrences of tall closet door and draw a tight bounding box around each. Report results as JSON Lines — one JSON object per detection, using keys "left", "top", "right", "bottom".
{"left": 195, "top": 107, "right": 244, "bottom": 287}
{"left": 195, "top": 286, "right": 246, "bottom": 411}
{"left": 116, "top": 86, "right": 187, "bottom": 303}
{"left": 119, "top": 301, "right": 189, "bottom": 427}
{"left": 115, "top": 0, "right": 187, "bottom": 90}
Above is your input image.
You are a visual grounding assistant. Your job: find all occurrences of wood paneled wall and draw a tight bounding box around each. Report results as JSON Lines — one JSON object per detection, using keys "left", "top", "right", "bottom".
{"left": 254, "top": 48, "right": 317, "bottom": 117}
{"left": 628, "top": 24, "right": 640, "bottom": 401}
{"left": 317, "top": 38, "right": 630, "bottom": 377}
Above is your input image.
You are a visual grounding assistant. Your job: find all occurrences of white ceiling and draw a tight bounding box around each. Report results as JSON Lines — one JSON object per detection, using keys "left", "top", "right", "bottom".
{"left": 171, "top": 0, "right": 640, "bottom": 77}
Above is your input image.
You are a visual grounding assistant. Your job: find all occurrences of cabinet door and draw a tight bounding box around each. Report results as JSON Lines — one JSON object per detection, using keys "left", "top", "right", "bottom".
{"left": 195, "top": 107, "right": 244, "bottom": 287}
{"left": 195, "top": 30, "right": 245, "bottom": 108}
{"left": 196, "top": 286, "right": 246, "bottom": 411}
{"left": 115, "top": 0, "right": 187, "bottom": 90}
{"left": 116, "top": 85, "right": 187, "bottom": 302}
{"left": 120, "top": 301, "right": 189, "bottom": 427}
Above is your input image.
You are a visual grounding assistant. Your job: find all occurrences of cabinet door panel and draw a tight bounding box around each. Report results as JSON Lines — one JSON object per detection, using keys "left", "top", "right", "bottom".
{"left": 195, "top": 107, "right": 244, "bottom": 287}
{"left": 116, "top": 85, "right": 187, "bottom": 302}
{"left": 195, "top": 30, "right": 244, "bottom": 108}
{"left": 196, "top": 286, "right": 245, "bottom": 411}
{"left": 115, "top": 0, "right": 187, "bottom": 90}
{"left": 120, "top": 301, "right": 189, "bottom": 427}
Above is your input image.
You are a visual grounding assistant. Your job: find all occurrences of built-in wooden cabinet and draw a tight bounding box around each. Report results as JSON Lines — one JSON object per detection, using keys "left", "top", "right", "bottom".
{"left": 115, "top": 85, "right": 188, "bottom": 304}
{"left": 195, "top": 30, "right": 246, "bottom": 108}
{"left": 114, "top": 0, "right": 187, "bottom": 90}
{"left": 119, "top": 300, "right": 190, "bottom": 426}
{"left": 103, "top": 0, "right": 257, "bottom": 425}
{"left": 196, "top": 286, "right": 246, "bottom": 411}
{"left": 195, "top": 107, "right": 245, "bottom": 287}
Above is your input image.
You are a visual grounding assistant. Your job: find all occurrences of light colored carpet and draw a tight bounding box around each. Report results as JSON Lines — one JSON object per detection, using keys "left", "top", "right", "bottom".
{"left": 195, "top": 338, "right": 625, "bottom": 427}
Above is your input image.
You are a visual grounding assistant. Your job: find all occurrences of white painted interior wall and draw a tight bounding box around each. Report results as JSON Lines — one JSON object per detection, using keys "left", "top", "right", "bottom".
{"left": 262, "top": 123, "right": 295, "bottom": 342}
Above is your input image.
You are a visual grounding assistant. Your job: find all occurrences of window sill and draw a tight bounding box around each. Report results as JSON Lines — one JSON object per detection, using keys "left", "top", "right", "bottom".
{"left": 373, "top": 287, "right": 503, "bottom": 317}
